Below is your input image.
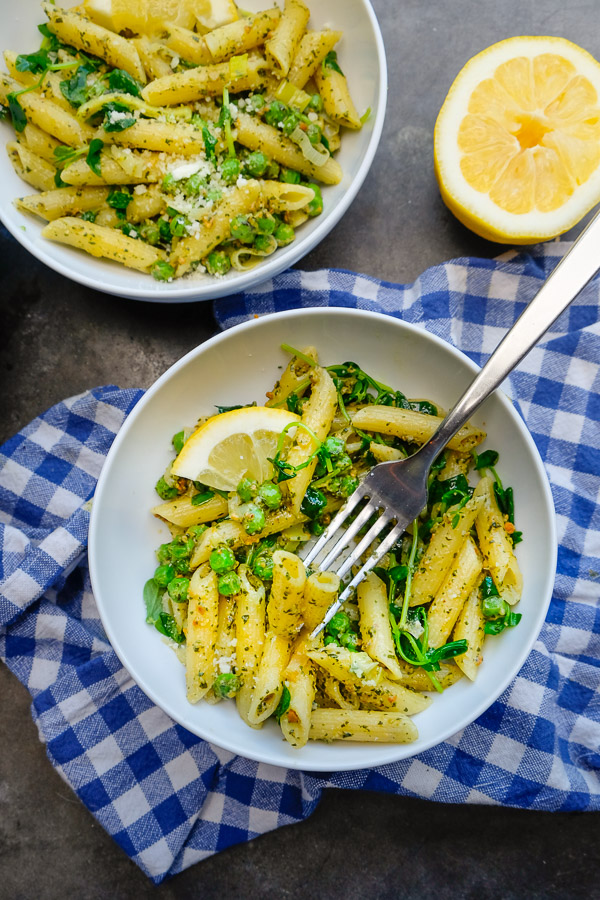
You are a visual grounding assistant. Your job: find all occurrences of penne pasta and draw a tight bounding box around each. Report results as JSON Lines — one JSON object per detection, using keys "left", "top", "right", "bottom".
{"left": 151, "top": 493, "right": 229, "bottom": 527}
{"left": 141, "top": 56, "right": 268, "bottom": 105}
{"left": 288, "top": 30, "right": 342, "bottom": 88}
{"left": 235, "top": 113, "right": 343, "bottom": 185}
{"left": 265, "top": 0, "right": 310, "bottom": 77}
{"left": 7, "top": 142, "right": 57, "bottom": 192}
{"left": 426, "top": 536, "right": 483, "bottom": 648}
{"left": 279, "top": 634, "right": 315, "bottom": 748}
{"left": 473, "top": 476, "right": 523, "bottom": 605}
{"left": 16, "top": 185, "right": 110, "bottom": 221}
{"left": 269, "top": 550, "right": 306, "bottom": 636}
{"left": 247, "top": 629, "right": 293, "bottom": 725}
{"left": 352, "top": 405, "right": 486, "bottom": 452}
{"left": 284, "top": 364, "right": 337, "bottom": 512}
{"left": 185, "top": 568, "right": 219, "bottom": 703}
{"left": 309, "top": 709, "right": 418, "bottom": 743}
{"left": 205, "top": 9, "right": 281, "bottom": 63}
{"left": 235, "top": 566, "right": 266, "bottom": 728}
{"left": 357, "top": 572, "right": 405, "bottom": 681}
{"left": 43, "top": 3, "right": 146, "bottom": 83}
{"left": 41, "top": 217, "right": 167, "bottom": 272}
{"left": 453, "top": 581, "right": 486, "bottom": 680}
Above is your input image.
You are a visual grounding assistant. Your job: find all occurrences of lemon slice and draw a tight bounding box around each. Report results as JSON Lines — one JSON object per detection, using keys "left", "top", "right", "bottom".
{"left": 434, "top": 36, "right": 600, "bottom": 243}
{"left": 171, "top": 406, "right": 301, "bottom": 491}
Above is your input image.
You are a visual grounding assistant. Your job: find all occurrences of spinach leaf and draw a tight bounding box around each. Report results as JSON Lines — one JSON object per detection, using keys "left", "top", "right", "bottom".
{"left": 108, "top": 68, "right": 142, "bottom": 96}
{"left": 274, "top": 685, "right": 291, "bottom": 722}
{"left": 473, "top": 449, "right": 499, "bottom": 470}
{"left": 60, "top": 65, "right": 94, "bottom": 107}
{"left": 155, "top": 612, "right": 185, "bottom": 643}
{"left": 191, "top": 490, "right": 215, "bottom": 506}
{"left": 7, "top": 93, "right": 27, "bottom": 132}
{"left": 429, "top": 474, "right": 471, "bottom": 508}
{"left": 103, "top": 101, "right": 136, "bottom": 132}
{"left": 16, "top": 50, "right": 50, "bottom": 74}
{"left": 143, "top": 578, "right": 163, "bottom": 624}
{"left": 202, "top": 125, "right": 217, "bottom": 162}
{"left": 323, "top": 50, "right": 344, "bottom": 76}
{"left": 86, "top": 138, "right": 104, "bottom": 176}
{"left": 484, "top": 611, "right": 522, "bottom": 636}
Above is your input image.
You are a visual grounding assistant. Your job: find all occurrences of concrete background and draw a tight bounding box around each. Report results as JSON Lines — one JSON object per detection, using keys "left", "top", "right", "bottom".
{"left": 2, "top": 0, "right": 600, "bottom": 896}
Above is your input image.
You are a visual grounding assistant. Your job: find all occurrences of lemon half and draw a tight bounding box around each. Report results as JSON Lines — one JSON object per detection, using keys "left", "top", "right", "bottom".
{"left": 434, "top": 36, "right": 600, "bottom": 243}
{"left": 171, "top": 406, "right": 301, "bottom": 491}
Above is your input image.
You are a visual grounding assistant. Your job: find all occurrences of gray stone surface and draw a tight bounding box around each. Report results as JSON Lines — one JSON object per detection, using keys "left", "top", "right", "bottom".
{"left": 2, "top": 0, "right": 600, "bottom": 896}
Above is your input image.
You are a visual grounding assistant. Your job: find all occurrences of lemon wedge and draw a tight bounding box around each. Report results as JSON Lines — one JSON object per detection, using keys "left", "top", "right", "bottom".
{"left": 434, "top": 36, "right": 600, "bottom": 243}
{"left": 84, "top": 0, "right": 198, "bottom": 33}
{"left": 171, "top": 406, "right": 301, "bottom": 491}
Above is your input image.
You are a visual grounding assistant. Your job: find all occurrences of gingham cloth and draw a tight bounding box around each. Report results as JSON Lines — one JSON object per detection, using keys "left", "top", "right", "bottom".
{"left": 1, "top": 241, "right": 599, "bottom": 885}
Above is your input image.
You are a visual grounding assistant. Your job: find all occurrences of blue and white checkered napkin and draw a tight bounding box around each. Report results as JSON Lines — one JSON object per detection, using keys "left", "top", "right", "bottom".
{"left": 1, "top": 241, "right": 599, "bottom": 884}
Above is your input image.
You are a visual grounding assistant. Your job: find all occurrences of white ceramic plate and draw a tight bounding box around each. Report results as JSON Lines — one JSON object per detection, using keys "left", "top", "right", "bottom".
{"left": 0, "top": 0, "right": 386, "bottom": 301}
{"left": 89, "top": 309, "right": 557, "bottom": 771}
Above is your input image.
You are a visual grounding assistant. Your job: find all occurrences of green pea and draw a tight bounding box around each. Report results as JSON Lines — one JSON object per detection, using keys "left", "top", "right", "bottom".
{"left": 230, "top": 214, "right": 256, "bottom": 243}
{"left": 237, "top": 477, "right": 258, "bottom": 502}
{"left": 340, "top": 631, "right": 359, "bottom": 651}
{"left": 170, "top": 214, "right": 189, "bottom": 237}
{"left": 307, "top": 93, "right": 323, "bottom": 112}
{"left": 243, "top": 502, "right": 266, "bottom": 535}
{"left": 310, "top": 519, "right": 325, "bottom": 536}
{"left": 258, "top": 481, "right": 282, "bottom": 509}
{"left": 249, "top": 93, "right": 265, "bottom": 110}
{"left": 282, "top": 111, "right": 300, "bottom": 135}
{"left": 264, "top": 100, "right": 287, "bottom": 126}
{"left": 306, "top": 122, "right": 321, "bottom": 144}
{"left": 327, "top": 611, "right": 351, "bottom": 636}
{"left": 162, "top": 172, "right": 176, "bottom": 194}
{"left": 482, "top": 594, "right": 509, "bottom": 620}
{"left": 209, "top": 544, "right": 237, "bottom": 574}
{"left": 336, "top": 453, "right": 352, "bottom": 471}
{"left": 155, "top": 476, "right": 178, "bottom": 500}
{"left": 154, "top": 564, "right": 174, "bottom": 586}
{"left": 323, "top": 435, "right": 345, "bottom": 458}
{"left": 187, "top": 524, "right": 208, "bottom": 540}
{"left": 206, "top": 250, "right": 231, "bottom": 276}
{"left": 220, "top": 157, "right": 241, "bottom": 184}
{"left": 252, "top": 553, "right": 274, "bottom": 581}
{"left": 139, "top": 221, "right": 161, "bottom": 245}
{"left": 265, "top": 160, "right": 280, "bottom": 179}
{"left": 168, "top": 577, "right": 189, "bottom": 603}
{"left": 244, "top": 150, "right": 269, "bottom": 177}
{"left": 213, "top": 672, "right": 241, "bottom": 698}
{"left": 158, "top": 217, "right": 172, "bottom": 243}
{"left": 218, "top": 571, "right": 242, "bottom": 596}
{"left": 279, "top": 167, "right": 301, "bottom": 185}
{"left": 253, "top": 233, "right": 273, "bottom": 253}
{"left": 257, "top": 214, "right": 276, "bottom": 234}
{"left": 172, "top": 430, "right": 185, "bottom": 454}
{"left": 185, "top": 172, "right": 204, "bottom": 196}
{"left": 156, "top": 543, "right": 171, "bottom": 565}
{"left": 305, "top": 182, "right": 323, "bottom": 217}
{"left": 151, "top": 260, "right": 175, "bottom": 282}
{"left": 323, "top": 634, "right": 337, "bottom": 646}
{"left": 339, "top": 474, "right": 359, "bottom": 498}
{"left": 274, "top": 222, "right": 295, "bottom": 246}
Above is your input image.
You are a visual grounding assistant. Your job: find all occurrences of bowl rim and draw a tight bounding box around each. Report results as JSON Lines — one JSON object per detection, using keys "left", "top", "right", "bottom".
{"left": 0, "top": 0, "right": 388, "bottom": 303}
{"left": 89, "top": 307, "right": 558, "bottom": 771}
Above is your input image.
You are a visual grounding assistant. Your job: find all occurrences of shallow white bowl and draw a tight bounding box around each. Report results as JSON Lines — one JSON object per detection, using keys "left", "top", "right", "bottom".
{"left": 0, "top": 0, "right": 386, "bottom": 302}
{"left": 89, "top": 308, "right": 557, "bottom": 771}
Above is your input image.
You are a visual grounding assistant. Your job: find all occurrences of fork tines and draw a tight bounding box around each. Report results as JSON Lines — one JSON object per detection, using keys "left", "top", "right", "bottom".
{"left": 303, "top": 485, "right": 406, "bottom": 638}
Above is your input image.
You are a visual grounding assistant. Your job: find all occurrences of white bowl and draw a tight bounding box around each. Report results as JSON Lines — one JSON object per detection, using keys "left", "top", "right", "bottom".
{"left": 89, "top": 308, "right": 557, "bottom": 771}
{"left": 0, "top": 0, "right": 386, "bottom": 302}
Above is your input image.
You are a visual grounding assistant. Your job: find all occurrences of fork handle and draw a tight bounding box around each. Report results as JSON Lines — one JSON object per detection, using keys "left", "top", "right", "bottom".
{"left": 422, "top": 208, "right": 600, "bottom": 462}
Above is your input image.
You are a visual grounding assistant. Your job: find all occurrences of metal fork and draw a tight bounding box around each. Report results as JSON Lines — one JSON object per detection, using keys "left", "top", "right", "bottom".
{"left": 305, "top": 208, "right": 600, "bottom": 637}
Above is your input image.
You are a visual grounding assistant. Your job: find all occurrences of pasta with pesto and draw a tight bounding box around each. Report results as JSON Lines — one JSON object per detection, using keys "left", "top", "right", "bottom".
{"left": 143, "top": 344, "right": 524, "bottom": 747}
{"left": 1, "top": 0, "right": 363, "bottom": 281}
